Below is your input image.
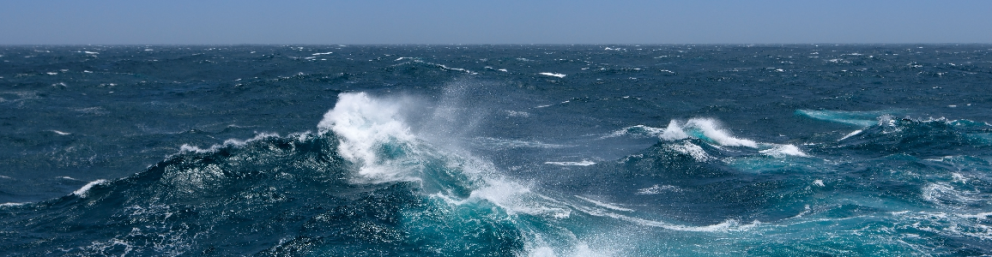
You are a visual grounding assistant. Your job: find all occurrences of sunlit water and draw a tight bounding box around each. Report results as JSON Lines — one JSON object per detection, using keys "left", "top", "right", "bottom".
{"left": 2, "top": 45, "right": 992, "bottom": 256}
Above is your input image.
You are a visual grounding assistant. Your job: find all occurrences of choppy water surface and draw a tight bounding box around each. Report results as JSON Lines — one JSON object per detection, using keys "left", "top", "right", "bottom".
{"left": 2, "top": 45, "right": 992, "bottom": 256}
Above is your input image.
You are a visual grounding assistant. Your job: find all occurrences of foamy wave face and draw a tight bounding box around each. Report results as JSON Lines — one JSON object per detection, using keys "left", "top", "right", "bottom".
{"left": 318, "top": 92, "right": 419, "bottom": 182}
{"left": 659, "top": 118, "right": 807, "bottom": 157}
{"left": 315, "top": 92, "right": 634, "bottom": 256}
{"left": 796, "top": 109, "right": 890, "bottom": 127}
{"left": 673, "top": 118, "right": 757, "bottom": 147}
{"left": 314, "top": 93, "right": 835, "bottom": 256}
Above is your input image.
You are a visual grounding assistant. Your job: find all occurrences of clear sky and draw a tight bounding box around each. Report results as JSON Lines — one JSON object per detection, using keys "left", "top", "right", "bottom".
{"left": 2, "top": 0, "right": 990, "bottom": 45}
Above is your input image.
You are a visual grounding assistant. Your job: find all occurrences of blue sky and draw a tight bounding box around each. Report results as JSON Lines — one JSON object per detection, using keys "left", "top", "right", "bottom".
{"left": 2, "top": 0, "right": 990, "bottom": 44}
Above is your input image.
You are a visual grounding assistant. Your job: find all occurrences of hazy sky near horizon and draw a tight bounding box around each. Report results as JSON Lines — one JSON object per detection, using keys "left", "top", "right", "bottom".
{"left": 2, "top": 0, "right": 990, "bottom": 44}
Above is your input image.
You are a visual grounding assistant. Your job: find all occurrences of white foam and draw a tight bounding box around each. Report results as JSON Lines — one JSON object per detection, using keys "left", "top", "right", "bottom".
{"left": 462, "top": 179, "right": 571, "bottom": 218}
{"left": 318, "top": 92, "right": 418, "bottom": 182}
{"left": 47, "top": 72, "right": 58, "bottom": 75}
{"left": 813, "top": 179, "right": 825, "bottom": 187}
{"left": 636, "top": 184, "right": 683, "bottom": 194}
{"left": 435, "top": 63, "right": 472, "bottom": 73}
{"left": 759, "top": 144, "right": 808, "bottom": 157}
{"left": 574, "top": 203, "right": 758, "bottom": 232}
{"left": 539, "top": 72, "right": 566, "bottom": 78}
{"left": 838, "top": 129, "right": 863, "bottom": 141}
{"left": 73, "top": 179, "right": 108, "bottom": 198}
{"left": 474, "top": 137, "right": 566, "bottom": 150}
{"left": 507, "top": 110, "right": 530, "bottom": 118}
{"left": 921, "top": 182, "right": 979, "bottom": 205}
{"left": 50, "top": 130, "right": 71, "bottom": 136}
{"left": 545, "top": 160, "right": 596, "bottom": 166}
{"left": 951, "top": 173, "right": 968, "bottom": 184}
{"left": 498, "top": 68, "right": 508, "bottom": 72}
{"left": 0, "top": 202, "right": 27, "bottom": 207}
{"left": 179, "top": 132, "right": 280, "bottom": 154}
{"left": 666, "top": 141, "right": 711, "bottom": 162}
{"left": 667, "top": 118, "right": 757, "bottom": 147}
{"left": 659, "top": 120, "right": 689, "bottom": 141}
{"left": 575, "top": 195, "right": 633, "bottom": 212}
{"left": 892, "top": 210, "right": 992, "bottom": 242}
{"left": 311, "top": 52, "right": 333, "bottom": 56}
{"left": 396, "top": 59, "right": 473, "bottom": 74}
{"left": 84, "top": 51, "right": 99, "bottom": 55}
{"left": 602, "top": 124, "right": 665, "bottom": 139}
{"left": 957, "top": 212, "right": 992, "bottom": 220}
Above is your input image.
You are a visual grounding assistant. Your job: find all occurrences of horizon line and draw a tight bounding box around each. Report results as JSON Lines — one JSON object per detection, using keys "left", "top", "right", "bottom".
{"left": 3, "top": 43, "right": 992, "bottom": 47}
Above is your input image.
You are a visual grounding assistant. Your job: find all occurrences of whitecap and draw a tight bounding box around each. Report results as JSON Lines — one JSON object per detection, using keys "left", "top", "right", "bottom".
{"left": 636, "top": 184, "right": 683, "bottom": 194}
{"left": 178, "top": 132, "right": 281, "bottom": 154}
{"left": 813, "top": 179, "right": 825, "bottom": 187}
{"left": 459, "top": 179, "right": 571, "bottom": 218}
{"left": 666, "top": 141, "right": 711, "bottom": 161}
{"left": 539, "top": 72, "right": 566, "bottom": 78}
{"left": 0, "top": 202, "right": 28, "bottom": 208}
{"left": 575, "top": 195, "right": 633, "bottom": 212}
{"left": 759, "top": 144, "right": 808, "bottom": 157}
{"left": 73, "top": 179, "right": 108, "bottom": 198}
{"left": 506, "top": 110, "right": 530, "bottom": 118}
{"left": 317, "top": 92, "right": 418, "bottom": 182}
{"left": 678, "top": 118, "right": 757, "bottom": 147}
{"left": 838, "top": 129, "right": 863, "bottom": 141}
{"left": 659, "top": 120, "right": 689, "bottom": 141}
{"left": 544, "top": 160, "right": 596, "bottom": 166}
{"left": 602, "top": 124, "right": 665, "bottom": 139}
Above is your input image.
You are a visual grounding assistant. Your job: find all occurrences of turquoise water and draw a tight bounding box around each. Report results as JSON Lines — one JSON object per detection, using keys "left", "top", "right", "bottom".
{"left": 1, "top": 45, "right": 992, "bottom": 256}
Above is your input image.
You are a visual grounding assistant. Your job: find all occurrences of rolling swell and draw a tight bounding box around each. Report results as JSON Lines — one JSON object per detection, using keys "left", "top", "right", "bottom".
{"left": 4, "top": 45, "right": 992, "bottom": 256}
{"left": 0, "top": 125, "right": 522, "bottom": 256}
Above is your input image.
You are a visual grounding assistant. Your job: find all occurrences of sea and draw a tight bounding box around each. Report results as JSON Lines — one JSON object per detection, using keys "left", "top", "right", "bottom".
{"left": 1, "top": 45, "right": 991, "bottom": 256}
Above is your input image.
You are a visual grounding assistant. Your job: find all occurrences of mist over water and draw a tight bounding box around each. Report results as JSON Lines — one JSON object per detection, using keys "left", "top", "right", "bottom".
{"left": 2, "top": 45, "right": 992, "bottom": 256}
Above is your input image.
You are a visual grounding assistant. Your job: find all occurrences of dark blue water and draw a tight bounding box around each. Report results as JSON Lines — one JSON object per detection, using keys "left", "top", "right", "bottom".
{"left": 2, "top": 45, "right": 992, "bottom": 256}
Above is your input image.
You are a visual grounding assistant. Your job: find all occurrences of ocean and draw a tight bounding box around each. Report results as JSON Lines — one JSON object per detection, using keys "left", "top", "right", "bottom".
{"left": 1, "top": 45, "right": 991, "bottom": 256}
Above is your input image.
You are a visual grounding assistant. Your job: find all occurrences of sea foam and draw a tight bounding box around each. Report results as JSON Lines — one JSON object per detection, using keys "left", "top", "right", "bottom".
{"left": 318, "top": 92, "right": 416, "bottom": 182}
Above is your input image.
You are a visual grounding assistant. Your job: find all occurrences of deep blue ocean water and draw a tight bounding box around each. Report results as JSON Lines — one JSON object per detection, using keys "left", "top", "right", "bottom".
{"left": 1, "top": 45, "right": 992, "bottom": 256}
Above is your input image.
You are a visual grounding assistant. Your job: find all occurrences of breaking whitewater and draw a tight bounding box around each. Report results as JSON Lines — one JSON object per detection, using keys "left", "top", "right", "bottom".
{"left": 2, "top": 45, "right": 992, "bottom": 256}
